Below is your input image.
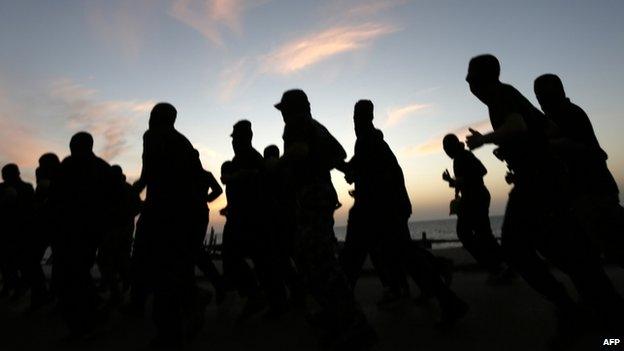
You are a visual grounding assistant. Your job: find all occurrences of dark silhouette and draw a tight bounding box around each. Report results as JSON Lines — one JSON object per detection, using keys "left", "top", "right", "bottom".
{"left": 220, "top": 121, "right": 263, "bottom": 319}
{"left": 131, "top": 103, "right": 208, "bottom": 347}
{"left": 191, "top": 153, "right": 227, "bottom": 305}
{"left": 51, "top": 132, "right": 116, "bottom": 338}
{"left": 1, "top": 65, "right": 623, "bottom": 351}
{"left": 340, "top": 100, "right": 468, "bottom": 327}
{"left": 22, "top": 153, "right": 60, "bottom": 311}
{"left": 275, "top": 90, "right": 376, "bottom": 349}
{"left": 0, "top": 164, "right": 34, "bottom": 300}
{"left": 96, "top": 165, "right": 141, "bottom": 305}
{"left": 465, "top": 55, "right": 624, "bottom": 338}
{"left": 340, "top": 100, "right": 411, "bottom": 302}
{"left": 221, "top": 120, "right": 287, "bottom": 321}
{"left": 442, "top": 134, "right": 511, "bottom": 283}
{"left": 263, "top": 144, "right": 280, "bottom": 160}
{"left": 534, "top": 74, "right": 624, "bottom": 266}
{"left": 261, "top": 144, "right": 306, "bottom": 312}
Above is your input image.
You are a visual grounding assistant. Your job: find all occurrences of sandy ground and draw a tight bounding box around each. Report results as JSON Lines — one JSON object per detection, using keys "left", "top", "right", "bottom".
{"left": 1, "top": 255, "right": 623, "bottom": 351}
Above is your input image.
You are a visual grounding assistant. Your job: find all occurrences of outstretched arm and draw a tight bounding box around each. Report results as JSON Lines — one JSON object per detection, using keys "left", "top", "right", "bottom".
{"left": 466, "top": 113, "right": 527, "bottom": 150}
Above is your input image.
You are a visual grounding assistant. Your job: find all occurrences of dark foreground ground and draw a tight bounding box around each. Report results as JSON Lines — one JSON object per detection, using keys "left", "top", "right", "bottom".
{"left": 1, "top": 251, "right": 623, "bottom": 351}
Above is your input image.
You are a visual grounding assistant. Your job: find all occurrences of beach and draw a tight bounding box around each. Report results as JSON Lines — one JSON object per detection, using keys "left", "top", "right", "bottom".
{"left": 1, "top": 248, "right": 622, "bottom": 351}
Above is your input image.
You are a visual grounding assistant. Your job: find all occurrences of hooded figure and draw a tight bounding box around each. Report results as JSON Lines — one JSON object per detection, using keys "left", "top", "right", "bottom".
{"left": 130, "top": 103, "right": 207, "bottom": 347}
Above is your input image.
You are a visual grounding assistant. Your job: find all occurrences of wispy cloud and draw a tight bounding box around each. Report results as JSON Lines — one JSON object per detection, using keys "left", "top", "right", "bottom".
{"left": 0, "top": 87, "right": 60, "bottom": 170}
{"left": 385, "top": 103, "right": 430, "bottom": 127}
{"left": 217, "top": 58, "right": 256, "bottom": 102}
{"left": 86, "top": 1, "right": 153, "bottom": 60}
{"left": 402, "top": 119, "right": 492, "bottom": 157}
{"left": 170, "top": 0, "right": 267, "bottom": 46}
{"left": 347, "top": 0, "right": 408, "bottom": 17}
{"left": 261, "top": 23, "right": 399, "bottom": 75}
{"left": 49, "top": 79, "right": 154, "bottom": 161}
{"left": 210, "top": 2, "right": 402, "bottom": 101}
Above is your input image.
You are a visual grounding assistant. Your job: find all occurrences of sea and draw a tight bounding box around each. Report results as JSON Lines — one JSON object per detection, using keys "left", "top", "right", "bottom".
{"left": 333, "top": 215, "right": 504, "bottom": 249}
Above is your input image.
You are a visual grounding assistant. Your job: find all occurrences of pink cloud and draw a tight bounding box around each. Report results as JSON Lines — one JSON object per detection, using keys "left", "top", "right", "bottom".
{"left": 217, "top": 58, "right": 257, "bottom": 102}
{"left": 0, "top": 88, "right": 61, "bottom": 172}
{"left": 402, "top": 119, "right": 492, "bottom": 157}
{"left": 385, "top": 103, "right": 430, "bottom": 127}
{"left": 169, "top": 0, "right": 267, "bottom": 46}
{"left": 49, "top": 79, "right": 154, "bottom": 161}
{"left": 261, "top": 23, "right": 399, "bottom": 75}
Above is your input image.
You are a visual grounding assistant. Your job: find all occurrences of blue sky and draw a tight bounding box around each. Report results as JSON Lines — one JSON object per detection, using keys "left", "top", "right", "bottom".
{"left": 1, "top": 0, "right": 623, "bottom": 230}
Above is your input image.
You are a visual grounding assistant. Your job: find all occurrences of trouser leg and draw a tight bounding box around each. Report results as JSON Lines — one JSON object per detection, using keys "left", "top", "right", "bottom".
{"left": 501, "top": 188, "right": 575, "bottom": 309}
{"left": 339, "top": 213, "right": 369, "bottom": 289}
{"left": 222, "top": 231, "right": 259, "bottom": 298}
{"left": 539, "top": 211, "right": 624, "bottom": 327}
{"left": 21, "top": 242, "right": 48, "bottom": 305}
{"left": 294, "top": 185, "right": 369, "bottom": 337}
{"left": 57, "top": 243, "right": 98, "bottom": 335}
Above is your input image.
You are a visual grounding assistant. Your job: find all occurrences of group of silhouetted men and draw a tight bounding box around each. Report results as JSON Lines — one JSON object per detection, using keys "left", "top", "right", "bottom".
{"left": 0, "top": 54, "right": 623, "bottom": 349}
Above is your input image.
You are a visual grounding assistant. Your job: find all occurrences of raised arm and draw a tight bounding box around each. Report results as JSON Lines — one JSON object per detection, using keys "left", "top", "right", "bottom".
{"left": 205, "top": 171, "right": 223, "bottom": 203}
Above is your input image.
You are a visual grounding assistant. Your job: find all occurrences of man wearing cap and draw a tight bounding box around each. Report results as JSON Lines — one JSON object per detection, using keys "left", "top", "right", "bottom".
{"left": 465, "top": 55, "right": 624, "bottom": 336}
{"left": 223, "top": 120, "right": 287, "bottom": 320}
{"left": 275, "top": 89, "right": 376, "bottom": 349}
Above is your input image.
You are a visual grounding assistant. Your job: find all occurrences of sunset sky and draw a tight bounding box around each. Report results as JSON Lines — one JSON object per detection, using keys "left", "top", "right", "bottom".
{"left": 1, "top": 0, "right": 623, "bottom": 231}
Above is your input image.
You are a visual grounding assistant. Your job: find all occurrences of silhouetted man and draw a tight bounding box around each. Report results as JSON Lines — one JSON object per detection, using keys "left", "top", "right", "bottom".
{"left": 0, "top": 164, "right": 34, "bottom": 300}
{"left": 97, "top": 165, "right": 141, "bottom": 304}
{"left": 132, "top": 103, "right": 206, "bottom": 346}
{"left": 23, "top": 153, "right": 60, "bottom": 310}
{"left": 52, "top": 132, "right": 115, "bottom": 338}
{"left": 275, "top": 90, "right": 376, "bottom": 349}
{"left": 534, "top": 74, "right": 624, "bottom": 266}
{"left": 465, "top": 55, "right": 624, "bottom": 336}
{"left": 340, "top": 100, "right": 409, "bottom": 301}
{"left": 442, "top": 134, "right": 510, "bottom": 283}
{"left": 341, "top": 100, "right": 468, "bottom": 328}
{"left": 222, "top": 120, "right": 286, "bottom": 320}
{"left": 262, "top": 144, "right": 306, "bottom": 310}
{"left": 263, "top": 144, "right": 280, "bottom": 160}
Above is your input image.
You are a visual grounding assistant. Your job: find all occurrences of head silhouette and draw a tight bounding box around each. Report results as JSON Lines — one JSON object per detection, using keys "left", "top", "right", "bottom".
{"left": 354, "top": 100, "right": 374, "bottom": 137}
{"left": 149, "top": 102, "right": 177, "bottom": 130}
{"left": 534, "top": 74, "right": 567, "bottom": 115}
{"left": 36, "top": 153, "right": 61, "bottom": 183}
{"left": 275, "top": 89, "right": 311, "bottom": 125}
{"left": 111, "top": 165, "right": 126, "bottom": 183}
{"left": 39, "top": 153, "right": 60, "bottom": 169}
{"left": 442, "top": 134, "right": 465, "bottom": 159}
{"left": 231, "top": 120, "right": 253, "bottom": 155}
{"left": 70, "top": 132, "right": 94, "bottom": 158}
{"left": 220, "top": 160, "right": 234, "bottom": 185}
{"left": 263, "top": 144, "right": 280, "bottom": 160}
{"left": 1, "top": 164, "right": 20, "bottom": 183}
{"left": 466, "top": 54, "right": 501, "bottom": 104}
